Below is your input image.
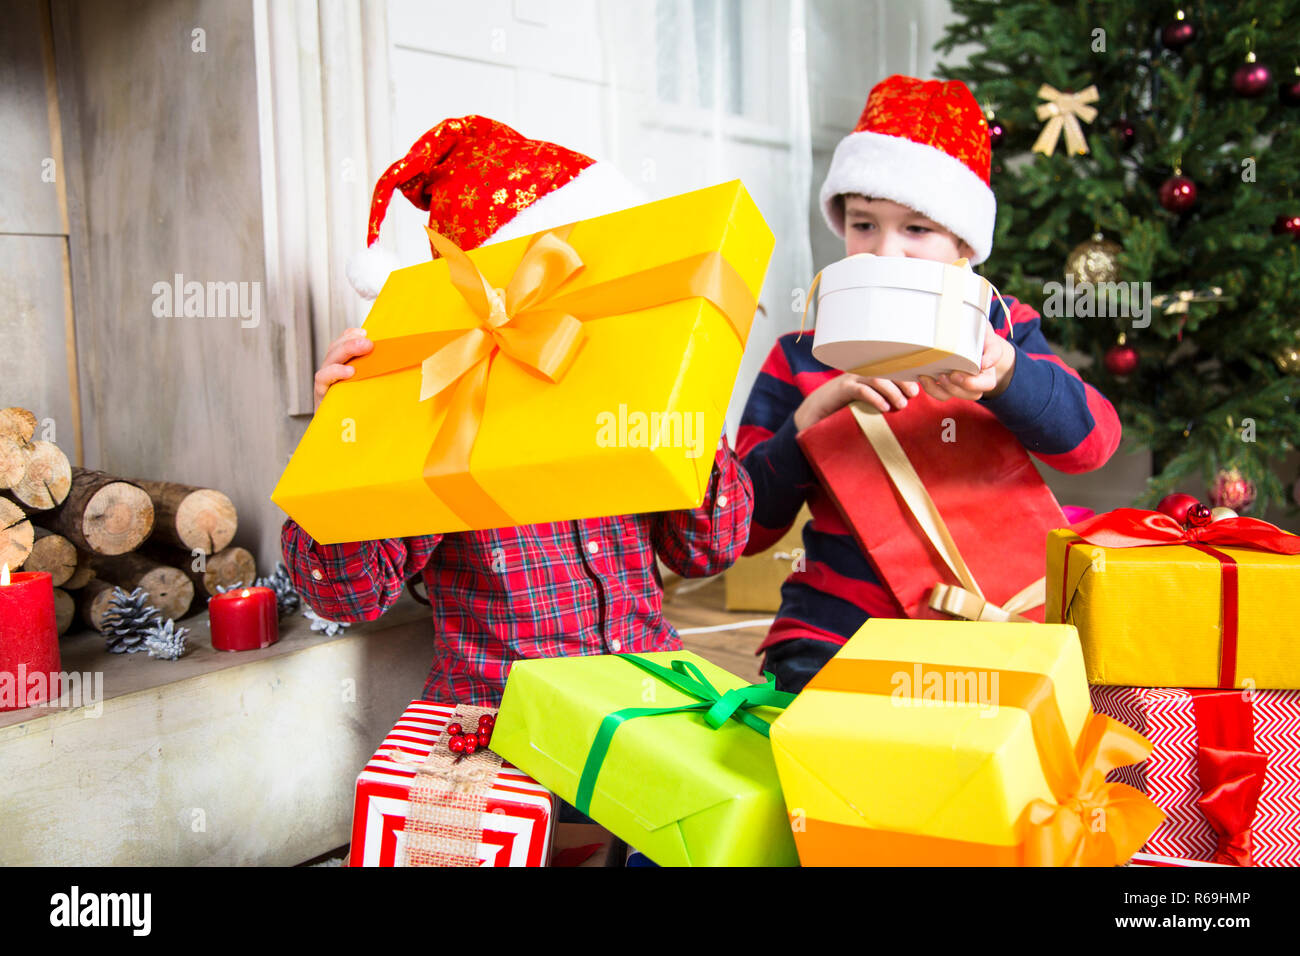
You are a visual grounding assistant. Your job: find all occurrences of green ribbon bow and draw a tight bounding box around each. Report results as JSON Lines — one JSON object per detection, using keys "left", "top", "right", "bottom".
{"left": 574, "top": 653, "right": 796, "bottom": 816}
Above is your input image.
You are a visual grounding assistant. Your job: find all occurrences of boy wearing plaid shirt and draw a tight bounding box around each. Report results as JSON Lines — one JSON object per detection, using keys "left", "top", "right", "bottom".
{"left": 281, "top": 117, "right": 753, "bottom": 707}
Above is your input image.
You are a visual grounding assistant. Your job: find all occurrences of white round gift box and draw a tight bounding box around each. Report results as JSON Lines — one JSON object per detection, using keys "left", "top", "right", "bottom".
{"left": 810, "top": 254, "right": 994, "bottom": 382}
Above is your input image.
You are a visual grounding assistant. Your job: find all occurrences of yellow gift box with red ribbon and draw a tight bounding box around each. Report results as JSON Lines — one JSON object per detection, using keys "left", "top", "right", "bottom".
{"left": 272, "top": 181, "right": 773, "bottom": 543}
{"left": 768, "top": 619, "right": 1164, "bottom": 865}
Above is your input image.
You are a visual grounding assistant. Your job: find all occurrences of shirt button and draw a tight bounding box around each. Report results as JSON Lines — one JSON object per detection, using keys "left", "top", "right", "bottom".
{"left": 587, "top": 540, "right": 599, "bottom": 555}
{"left": 311, "top": 568, "right": 323, "bottom": 581}
{"left": 610, "top": 639, "right": 622, "bottom": 652}
{"left": 717, "top": 494, "right": 728, "bottom": 507}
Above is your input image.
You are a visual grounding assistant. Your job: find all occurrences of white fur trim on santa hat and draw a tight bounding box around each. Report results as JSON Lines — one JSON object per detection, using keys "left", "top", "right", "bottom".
{"left": 819, "top": 130, "right": 996, "bottom": 265}
{"left": 486, "top": 162, "right": 647, "bottom": 246}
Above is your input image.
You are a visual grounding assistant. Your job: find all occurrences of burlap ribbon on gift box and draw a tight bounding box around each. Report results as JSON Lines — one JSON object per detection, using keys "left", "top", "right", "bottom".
{"left": 389, "top": 703, "right": 501, "bottom": 867}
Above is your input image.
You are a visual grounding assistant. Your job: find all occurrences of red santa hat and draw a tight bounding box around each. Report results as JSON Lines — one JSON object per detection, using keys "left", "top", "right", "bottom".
{"left": 348, "top": 115, "right": 644, "bottom": 299}
{"left": 819, "top": 75, "right": 996, "bottom": 264}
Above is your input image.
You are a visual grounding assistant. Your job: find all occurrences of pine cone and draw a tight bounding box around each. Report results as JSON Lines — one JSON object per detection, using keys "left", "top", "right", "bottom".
{"left": 144, "top": 618, "right": 189, "bottom": 661}
{"left": 303, "top": 607, "right": 350, "bottom": 636}
{"left": 256, "top": 562, "right": 301, "bottom": 617}
{"left": 101, "top": 586, "right": 163, "bottom": 654}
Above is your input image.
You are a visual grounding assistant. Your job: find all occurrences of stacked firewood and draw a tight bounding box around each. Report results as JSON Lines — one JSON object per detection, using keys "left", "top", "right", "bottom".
{"left": 0, "top": 406, "right": 255, "bottom": 635}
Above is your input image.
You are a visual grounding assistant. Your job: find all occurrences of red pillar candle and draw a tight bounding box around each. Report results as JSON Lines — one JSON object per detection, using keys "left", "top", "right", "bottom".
{"left": 208, "top": 586, "right": 278, "bottom": 652}
{"left": 0, "top": 566, "right": 62, "bottom": 711}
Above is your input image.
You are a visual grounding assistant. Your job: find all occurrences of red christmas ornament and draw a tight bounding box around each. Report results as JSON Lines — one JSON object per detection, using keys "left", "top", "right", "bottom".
{"left": 988, "top": 121, "right": 1005, "bottom": 148}
{"left": 1186, "top": 503, "right": 1213, "bottom": 528}
{"left": 1281, "top": 74, "right": 1300, "bottom": 106}
{"left": 1112, "top": 118, "right": 1136, "bottom": 150}
{"left": 462, "top": 735, "right": 479, "bottom": 755}
{"left": 1157, "top": 492, "right": 1201, "bottom": 525}
{"left": 1273, "top": 214, "right": 1300, "bottom": 238}
{"left": 1159, "top": 175, "right": 1197, "bottom": 213}
{"left": 1209, "top": 467, "right": 1257, "bottom": 511}
{"left": 447, "top": 734, "right": 467, "bottom": 754}
{"left": 1233, "top": 56, "right": 1273, "bottom": 97}
{"left": 1161, "top": 13, "right": 1196, "bottom": 50}
{"left": 1104, "top": 342, "right": 1140, "bottom": 376}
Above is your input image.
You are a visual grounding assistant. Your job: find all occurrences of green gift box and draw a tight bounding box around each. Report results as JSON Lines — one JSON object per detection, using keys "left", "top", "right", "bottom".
{"left": 491, "top": 651, "right": 800, "bottom": 867}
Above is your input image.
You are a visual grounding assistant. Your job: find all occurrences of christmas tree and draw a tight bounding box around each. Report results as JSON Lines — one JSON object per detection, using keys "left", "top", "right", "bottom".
{"left": 936, "top": 0, "right": 1300, "bottom": 515}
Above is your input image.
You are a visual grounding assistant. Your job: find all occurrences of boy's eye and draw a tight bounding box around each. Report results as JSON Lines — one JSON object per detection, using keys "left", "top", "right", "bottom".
{"left": 907, "top": 225, "right": 932, "bottom": 235}
{"left": 850, "top": 221, "right": 875, "bottom": 232}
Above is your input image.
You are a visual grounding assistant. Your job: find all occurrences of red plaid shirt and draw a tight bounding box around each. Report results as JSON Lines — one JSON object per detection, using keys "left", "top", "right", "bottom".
{"left": 280, "top": 438, "right": 752, "bottom": 705}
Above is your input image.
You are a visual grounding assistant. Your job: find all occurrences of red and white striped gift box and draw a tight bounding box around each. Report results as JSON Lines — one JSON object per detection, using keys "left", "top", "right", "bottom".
{"left": 1091, "top": 686, "right": 1300, "bottom": 867}
{"left": 349, "top": 701, "right": 556, "bottom": 867}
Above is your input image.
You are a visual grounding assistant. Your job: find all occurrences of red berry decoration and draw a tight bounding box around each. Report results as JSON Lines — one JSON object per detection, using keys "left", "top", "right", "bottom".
{"left": 1104, "top": 342, "right": 1140, "bottom": 376}
{"left": 462, "top": 735, "right": 479, "bottom": 755}
{"left": 1273, "top": 214, "right": 1300, "bottom": 238}
{"left": 448, "top": 734, "right": 467, "bottom": 754}
{"left": 1157, "top": 492, "right": 1201, "bottom": 525}
{"left": 988, "top": 120, "right": 1005, "bottom": 148}
{"left": 1186, "top": 503, "right": 1213, "bottom": 528}
{"left": 478, "top": 714, "right": 494, "bottom": 728}
{"left": 477, "top": 730, "right": 491, "bottom": 748}
{"left": 446, "top": 722, "right": 463, "bottom": 736}
{"left": 1209, "top": 467, "right": 1257, "bottom": 512}
{"left": 1233, "top": 57, "right": 1272, "bottom": 97}
{"left": 1159, "top": 175, "right": 1197, "bottom": 213}
{"left": 1161, "top": 12, "right": 1195, "bottom": 50}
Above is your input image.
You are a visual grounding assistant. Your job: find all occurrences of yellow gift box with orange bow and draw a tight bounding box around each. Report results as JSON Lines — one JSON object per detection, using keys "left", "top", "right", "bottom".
{"left": 272, "top": 181, "right": 773, "bottom": 543}
{"left": 768, "top": 619, "right": 1165, "bottom": 866}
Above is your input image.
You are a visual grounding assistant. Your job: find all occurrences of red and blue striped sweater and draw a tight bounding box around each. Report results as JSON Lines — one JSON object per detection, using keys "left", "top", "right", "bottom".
{"left": 735, "top": 294, "right": 1121, "bottom": 653}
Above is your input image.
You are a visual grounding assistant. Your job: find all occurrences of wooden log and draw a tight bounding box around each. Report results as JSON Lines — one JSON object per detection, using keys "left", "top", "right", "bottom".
{"left": 20, "top": 527, "right": 77, "bottom": 587}
{"left": 0, "top": 435, "right": 31, "bottom": 489}
{"left": 52, "top": 587, "right": 75, "bottom": 635}
{"left": 62, "top": 549, "right": 96, "bottom": 590}
{"left": 87, "top": 551, "right": 194, "bottom": 621}
{"left": 0, "top": 407, "right": 37, "bottom": 443}
{"left": 4, "top": 440, "right": 72, "bottom": 509}
{"left": 79, "top": 578, "right": 117, "bottom": 632}
{"left": 142, "top": 542, "right": 256, "bottom": 598}
{"left": 38, "top": 468, "right": 153, "bottom": 555}
{"left": 0, "top": 497, "right": 35, "bottom": 570}
{"left": 136, "top": 480, "right": 237, "bottom": 555}
{"left": 0, "top": 407, "right": 39, "bottom": 489}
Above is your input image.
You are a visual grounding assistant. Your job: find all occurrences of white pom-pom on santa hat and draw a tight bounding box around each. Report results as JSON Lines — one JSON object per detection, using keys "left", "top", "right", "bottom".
{"left": 346, "top": 243, "right": 401, "bottom": 301}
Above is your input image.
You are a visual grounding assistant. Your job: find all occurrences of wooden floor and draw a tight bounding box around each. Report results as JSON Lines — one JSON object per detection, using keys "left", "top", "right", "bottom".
{"left": 660, "top": 575, "right": 772, "bottom": 680}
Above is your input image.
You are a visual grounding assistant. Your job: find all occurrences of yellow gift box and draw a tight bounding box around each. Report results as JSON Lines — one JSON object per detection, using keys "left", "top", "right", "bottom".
{"left": 1046, "top": 524, "right": 1300, "bottom": 689}
{"left": 768, "top": 619, "right": 1163, "bottom": 865}
{"left": 272, "top": 181, "right": 773, "bottom": 543}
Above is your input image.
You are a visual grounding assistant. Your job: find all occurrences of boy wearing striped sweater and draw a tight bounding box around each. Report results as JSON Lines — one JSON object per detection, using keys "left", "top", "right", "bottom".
{"left": 737, "top": 75, "right": 1121, "bottom": 693}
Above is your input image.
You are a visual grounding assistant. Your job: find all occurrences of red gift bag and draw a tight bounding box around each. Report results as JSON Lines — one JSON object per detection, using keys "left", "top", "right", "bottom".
{"left": 796, "top": 394, "right": 1067, "bottom": 622}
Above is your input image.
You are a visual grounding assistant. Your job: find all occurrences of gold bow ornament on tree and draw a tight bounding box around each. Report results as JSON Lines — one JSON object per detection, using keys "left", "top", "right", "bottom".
{"left": 1032, "top": 84, "right": 1099, "bottom": 157}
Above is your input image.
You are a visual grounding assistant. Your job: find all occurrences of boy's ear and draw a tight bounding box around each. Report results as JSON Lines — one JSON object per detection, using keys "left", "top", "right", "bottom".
{"left": 958, "top": 239, "right": 975, "bottom": 260}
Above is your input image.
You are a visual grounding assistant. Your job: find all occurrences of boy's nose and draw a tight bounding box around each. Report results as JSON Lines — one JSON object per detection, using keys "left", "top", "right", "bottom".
{"left": 877, "top": 231, "right": 907, "bottom": 258}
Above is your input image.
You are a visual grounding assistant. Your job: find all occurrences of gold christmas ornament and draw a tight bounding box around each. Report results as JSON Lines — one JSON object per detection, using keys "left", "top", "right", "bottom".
{"left": 1032, "top": 84, "right": 1099, "bottom": 157}
{"left": 1274, "top": 346, "right": 1300, "bottom": 375}
{"left": 1066, "top": 235, "right": 1122, "bottom": 285}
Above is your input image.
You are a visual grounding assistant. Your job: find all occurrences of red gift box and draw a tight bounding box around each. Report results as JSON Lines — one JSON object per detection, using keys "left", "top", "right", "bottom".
{"left": 1092, "top": 686, "right": 1300, "bottom": 867}
{"left": 350, "top": 700, "right": 556, "bottom": 867}
{"left": 796, "top": 395, "right": 1066, "bottom": 622}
